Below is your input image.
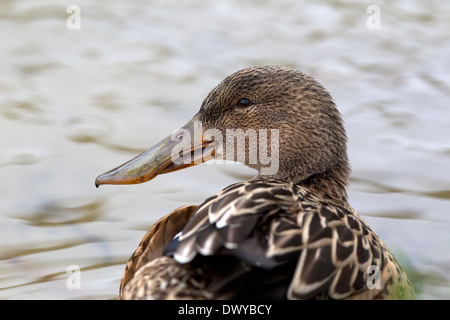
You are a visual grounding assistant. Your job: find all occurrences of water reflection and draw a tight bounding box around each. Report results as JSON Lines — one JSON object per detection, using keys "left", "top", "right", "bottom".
{"left": 1, "top": 0, "right": 449, "bottom": 299}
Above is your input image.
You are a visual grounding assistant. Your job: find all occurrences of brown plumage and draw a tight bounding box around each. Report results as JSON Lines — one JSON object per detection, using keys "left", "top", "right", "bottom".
{"left": 96, "top": 66, "right": 415, "bottom": 300}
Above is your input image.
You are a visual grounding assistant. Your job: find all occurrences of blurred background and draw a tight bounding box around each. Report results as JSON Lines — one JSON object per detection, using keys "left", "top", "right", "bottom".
{"left": 1, "top": 0, "right": 449, "bottom": 299}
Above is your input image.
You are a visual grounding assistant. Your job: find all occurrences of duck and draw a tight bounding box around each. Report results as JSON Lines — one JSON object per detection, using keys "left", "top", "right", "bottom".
{"left": 95, "top": 66, "right": 415, "bottom": 300}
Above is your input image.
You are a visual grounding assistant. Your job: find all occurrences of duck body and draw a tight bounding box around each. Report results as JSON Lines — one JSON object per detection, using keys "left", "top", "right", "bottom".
{"left": 119, "top": 179, "right": 413, "bottom": 300}
{"left": 96, "top": 66, "right": 415, "bottom": 300}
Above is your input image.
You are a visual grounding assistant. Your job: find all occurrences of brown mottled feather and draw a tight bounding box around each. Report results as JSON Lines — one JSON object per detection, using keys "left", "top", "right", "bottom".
{"left": 120, "top": 179, "right": 415, "bottom": 300}
{"left": 119, "top": 205, "right": 196, "bottom": 299}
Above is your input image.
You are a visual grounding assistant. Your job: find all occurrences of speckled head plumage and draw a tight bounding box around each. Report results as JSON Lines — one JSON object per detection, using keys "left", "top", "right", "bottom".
{"left": 199, "top": 66, "right": 350, "bottom": 204}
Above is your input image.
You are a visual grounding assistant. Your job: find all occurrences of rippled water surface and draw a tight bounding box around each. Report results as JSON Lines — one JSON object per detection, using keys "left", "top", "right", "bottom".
{"left": 1, "top": 0, "right": 449, "bottom": 299}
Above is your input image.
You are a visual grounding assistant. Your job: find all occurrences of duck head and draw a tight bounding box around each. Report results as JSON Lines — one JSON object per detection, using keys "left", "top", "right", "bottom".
{"left": 96, "top": 66, "right": 350, "bottom": 202}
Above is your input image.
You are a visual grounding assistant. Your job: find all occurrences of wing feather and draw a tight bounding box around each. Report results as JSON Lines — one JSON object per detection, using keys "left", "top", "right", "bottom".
{"left": 122, "top": 179, "right": 415, "bottom": 300}
{"left": 119, "top": 204, "right": 196, "bottom": 298}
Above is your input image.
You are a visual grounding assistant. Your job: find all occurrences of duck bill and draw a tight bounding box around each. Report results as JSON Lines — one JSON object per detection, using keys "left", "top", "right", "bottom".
{"left": 95, "top": 113, "right": 215, "bottom": 187}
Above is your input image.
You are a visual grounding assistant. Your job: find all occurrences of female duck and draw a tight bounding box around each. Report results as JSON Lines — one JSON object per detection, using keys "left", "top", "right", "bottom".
{"left": 96, "top": 66, "right": 415, "bottom": 300}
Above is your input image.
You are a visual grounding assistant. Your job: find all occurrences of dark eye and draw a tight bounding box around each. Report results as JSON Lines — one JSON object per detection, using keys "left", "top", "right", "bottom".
{"left": 236, "top": 98, "right": 253, "bottom": 108}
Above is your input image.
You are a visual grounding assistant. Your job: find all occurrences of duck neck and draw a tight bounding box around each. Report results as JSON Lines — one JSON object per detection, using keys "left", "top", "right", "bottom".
{"left": 298, "top": 168, "right": 353, "bottom": 211}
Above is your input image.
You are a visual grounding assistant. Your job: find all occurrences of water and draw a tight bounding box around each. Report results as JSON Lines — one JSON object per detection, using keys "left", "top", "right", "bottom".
{"left": 1, "top": 0, "right": 449, "bottom": 299}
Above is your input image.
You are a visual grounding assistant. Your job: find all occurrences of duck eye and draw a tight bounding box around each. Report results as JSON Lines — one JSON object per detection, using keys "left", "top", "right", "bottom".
{"left": 236, "top": 98, "right": 252, "bottom": 108}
